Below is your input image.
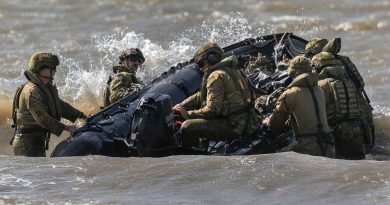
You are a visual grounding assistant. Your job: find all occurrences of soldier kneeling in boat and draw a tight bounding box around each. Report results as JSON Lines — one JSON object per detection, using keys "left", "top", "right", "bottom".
{"left": 173, "top": 43, "right": 259, "bottom": 149}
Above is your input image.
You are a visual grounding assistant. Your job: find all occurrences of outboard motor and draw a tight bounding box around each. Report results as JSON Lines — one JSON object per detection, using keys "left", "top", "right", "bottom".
{"left": 129, "top": 93, "right": 175, "bottom": 157}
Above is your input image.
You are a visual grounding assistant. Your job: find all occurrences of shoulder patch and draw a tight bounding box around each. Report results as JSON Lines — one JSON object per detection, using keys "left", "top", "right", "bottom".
{"left": 29, "top": 90, "right": 43, "bottom": 101}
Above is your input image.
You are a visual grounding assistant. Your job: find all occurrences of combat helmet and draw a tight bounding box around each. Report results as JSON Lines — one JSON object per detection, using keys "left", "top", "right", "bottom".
{"left": 311, "top": 51, "right": 341, "bottom": 73}
{"left": 304, "top": 37, "right": 328, "bottom": 58}
{"left": 28, "top": 52, "right": 59, "bottom": 73}
{"left": 194, "top": 43, "right": 223, "bottom": 67}
{"left": 287, "top": 56, "right": 312, "bottom": 78}
{"left": 119, "top": 48, "right": 145, "bottom": 64}
{"left": 322, "top": 38, "right": 341, "bottom": 55}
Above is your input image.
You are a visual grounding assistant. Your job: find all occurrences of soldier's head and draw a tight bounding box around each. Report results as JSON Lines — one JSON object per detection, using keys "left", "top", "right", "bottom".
{"left": 304, "top": 37, "right": 328, "bottom": 59}
{"left": 119, "top": 48, "right": 145, "bottom": 72}
{"left": 28, "top": 52, "right": 59, "bottom": 84}
{"left": 194, "top": 43, "right": 223, "bottom": 68}
{"left": 311, "top": 51, "right": 340, "bottom": 73}
{"left": 287, "top": 56, "right": 312, "bottom": 79}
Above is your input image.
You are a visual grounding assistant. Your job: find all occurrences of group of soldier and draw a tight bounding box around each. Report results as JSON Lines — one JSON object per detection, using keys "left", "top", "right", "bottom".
{"left": 11, "top": 36, "right": 374, "bottom": 160}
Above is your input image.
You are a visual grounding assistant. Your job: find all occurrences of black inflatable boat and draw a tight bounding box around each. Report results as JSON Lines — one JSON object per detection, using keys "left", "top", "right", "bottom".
{"left": 51, "top": 33, "right": 308, "bottom": 157}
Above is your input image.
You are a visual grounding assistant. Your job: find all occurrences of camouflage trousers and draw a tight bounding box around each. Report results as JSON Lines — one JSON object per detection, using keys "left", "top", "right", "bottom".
{"left": 293, "top": 134, "right": 335, "bottom": 158}
{"left": 12, "top": 133, "right": 47, "bottom": 157}
{"left": 180, "top": 118, "right": 235, "bottom": 148}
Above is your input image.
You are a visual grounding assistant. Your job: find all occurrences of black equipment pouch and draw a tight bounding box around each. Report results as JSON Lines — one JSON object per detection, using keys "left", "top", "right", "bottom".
{"left": 45, "top": 133, "right": 51, "bottom": 150}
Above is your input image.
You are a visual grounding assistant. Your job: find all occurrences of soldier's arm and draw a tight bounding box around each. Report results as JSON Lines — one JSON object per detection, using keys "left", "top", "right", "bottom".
{"left": 109, "top": 73, "right": 134, "bottom": 104}
{"left": 188, "top": 72, "right": 224, "bottom": 119}
{"left": 26, "top": 90, "right": 65, "bottom": 136}
{"left": 269, "top": 91, "right": 294, "bottom": 136}
{"left": 180, "top": 92, "right": 200, "bottom": 110}
{"left": 133, "top": 74, "right": 144, "bottom": 86}
{"left": 59, "top": 99, "right": 84, "bottom": 122}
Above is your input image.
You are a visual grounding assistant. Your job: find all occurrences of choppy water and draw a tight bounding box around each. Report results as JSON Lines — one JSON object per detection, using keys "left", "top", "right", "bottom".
{"left": 0, "top": 0, "right": 389, "bottom": 204}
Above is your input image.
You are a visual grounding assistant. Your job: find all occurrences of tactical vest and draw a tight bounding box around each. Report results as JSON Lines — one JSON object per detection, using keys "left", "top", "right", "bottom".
{"left": 12, "top": 83, "right": 57, "bottom": 129}
{"left": 103, "top": 69, "right": 139, "bottom": 108}
{"left": 200, "top": 66, "right": 253, "bottom": 117}
{"left": 327, "top": 78, "right": 363, "bottom": 124}
{"left": 12, "top": 71, "right": 61, "bottom": 130}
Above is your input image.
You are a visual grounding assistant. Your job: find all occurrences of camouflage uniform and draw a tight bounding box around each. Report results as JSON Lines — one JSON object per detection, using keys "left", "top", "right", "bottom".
{"left": 103, "top": 48, "right": 144, "bottom": 107}
{"left": 12, "top": 52, "right": 84, "bottom": 157}
{"left": 180, "top": 43, "right": 259, "bottom": 147}
{"left": 103, "top": 64, "right": 142, "bottom": 106}
{"left": 269, "top": 56, "right": 335, "bottom": 158}
{"left": 313, "top": 52, "right": 373, "bottom": 159}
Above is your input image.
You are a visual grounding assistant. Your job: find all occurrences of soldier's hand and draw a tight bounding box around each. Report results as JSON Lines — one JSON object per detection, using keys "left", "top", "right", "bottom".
{"left": 173, "top": 104, "right": 189, "bottom": 120}
{"left": 65, "top": 125, "right": 78, "bottom": 134}
{"left": 172, "top": 104, "right": 181, "bottom": 111}
{"left": 80, "top": 113, "right": 88, "bottom": 120}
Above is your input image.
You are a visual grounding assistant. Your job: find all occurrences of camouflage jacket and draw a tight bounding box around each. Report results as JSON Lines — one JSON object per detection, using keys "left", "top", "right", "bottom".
{"left": 15, "top": 70, "right": 83, "bottom": 136}
{"left": 181, "top": 56, "right": 259, "bottom": 136}
{"left": 269, "top": 72, "right": 330, "bottom": 137}
{"left": 104, "top": 64, "right": 142, "bottom": 106}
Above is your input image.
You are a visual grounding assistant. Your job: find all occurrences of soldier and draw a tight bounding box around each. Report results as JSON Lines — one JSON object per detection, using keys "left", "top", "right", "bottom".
{"left": 173, "top": 43, "right": 259, "bottom": 148}
{"left": 265, "top": 56, "right": 335, "bottom": 158}
{"left": 312, "top": 51, "right": 373, "bottom": 159}
{"left": 103, "top": 48, "right": 145, "bottom": 107}
{"left": 11, "top": 52, "right": 87, "bottom": 157}
{"left": 304, "top": 37, "right": 329, "bottom": 59}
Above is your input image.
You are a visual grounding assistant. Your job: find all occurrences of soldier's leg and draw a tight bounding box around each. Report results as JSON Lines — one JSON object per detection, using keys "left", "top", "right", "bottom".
{"left": 12, "top": 134, "right": 25, "bottom": 156}
{"left": 324, "top": 143, "right": 335, "bottom": 158}
{"left": 180, "top": 118, "right": 233, "bottom": 147}
{"left": 293, "top": 136, "right": 323, "bottom": 157}
{"left": 22, "top": 134, "right": 46, "bottom": 157}
{"left": 294, "top": 135, "right": 335, "bottom": 158}
{"left": 337, "top": 135, "right": 365, "bottom": 160}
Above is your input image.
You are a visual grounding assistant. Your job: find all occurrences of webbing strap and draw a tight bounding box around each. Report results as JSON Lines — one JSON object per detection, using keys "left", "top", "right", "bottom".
{"left": 340, "top": 80, "right": 351, "bottom": 119}
{"left": 306, "top": 80, "right": 324, "bottom": 135}
{"left": 306, "top": 79, "right": 327, "bottom": 156}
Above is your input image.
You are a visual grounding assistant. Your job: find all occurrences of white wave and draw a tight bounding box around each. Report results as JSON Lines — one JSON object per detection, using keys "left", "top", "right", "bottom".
{"left": 0, "top": 173, "right": 32, "bottom": 187}
{"left": 271, "top": 15, "right": 320, "bottom": 23}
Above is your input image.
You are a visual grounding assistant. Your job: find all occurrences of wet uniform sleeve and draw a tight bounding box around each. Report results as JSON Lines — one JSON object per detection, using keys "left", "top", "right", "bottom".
{"left": 59, "top": 99, "right": 83, "bottom": 123}
{"left": 133, "top": 75, "right": 144, "bottom": 86}
{"left": 188, "top": 72, "right": 224, "bottom": 119}
{"left": 26, "top": 90, "right": 65, "bottom": 136}
{"left": 269, "top": 90, "right": 294, "bottom": 136}
{"left": 180, "top": 92, "right": 200, "bottom": 111}
{"left": 109, "top": 72, "right": 135, "bottom": 104}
